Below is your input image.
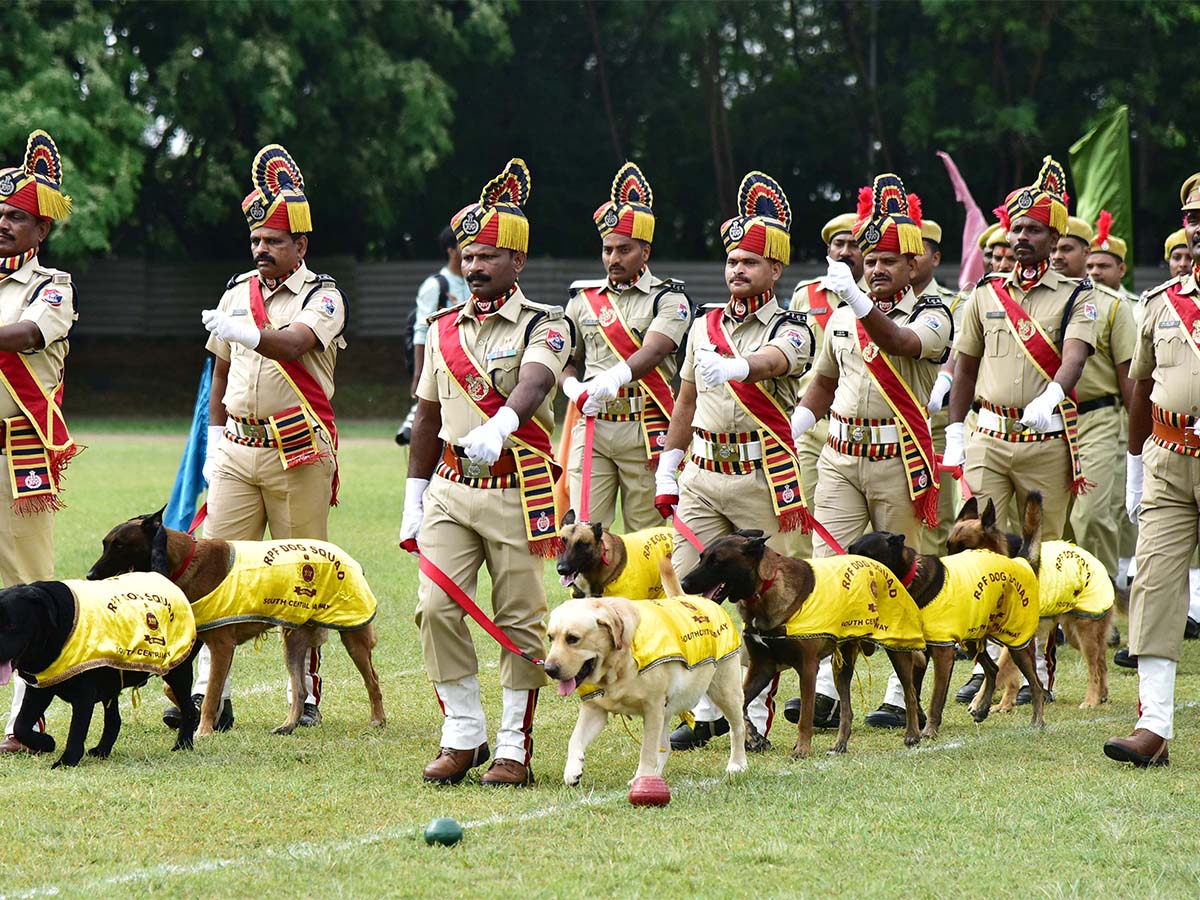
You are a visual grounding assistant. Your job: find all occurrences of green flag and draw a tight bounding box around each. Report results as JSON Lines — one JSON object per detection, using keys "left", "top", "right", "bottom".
{"left": 1069, "top": 105, "right": 1133, "bottom": 288}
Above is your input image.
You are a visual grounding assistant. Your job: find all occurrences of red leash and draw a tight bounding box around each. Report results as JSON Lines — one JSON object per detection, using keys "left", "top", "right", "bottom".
{"left": 187, "top": 503, "right": 207, "bottom": 535}
{"left": 579, "top": 415, "right": 595, "bottom": 521}
{"left": 418, "top": 553, "right": 545, "bottom": 667}
{"left": 672, "top": 510, "right": 705, "bottom": 552}
{"left": 937, "top": 454, "right": 972, "bottom": 500}
{"left": 809, "top": 517, "right": 847, "bottom": 556}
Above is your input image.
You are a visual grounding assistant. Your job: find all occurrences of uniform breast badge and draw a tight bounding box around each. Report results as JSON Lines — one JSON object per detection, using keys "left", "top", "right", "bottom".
{"left": 465, "top": 374, "right": 490, "bottom": 402}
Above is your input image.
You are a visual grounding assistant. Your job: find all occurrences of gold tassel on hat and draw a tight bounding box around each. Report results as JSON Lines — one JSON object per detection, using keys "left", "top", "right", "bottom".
{"left": 496, "top": 212, "right": 529, "bottom": 254}
{"left": 762, "top": 226, "right": 792, "bottom": 266}
{"left": 286, "top": 199, "right": 313, "bottom": 235}
{"left": 35, "top": 182, "right": 71, "bottom": 219}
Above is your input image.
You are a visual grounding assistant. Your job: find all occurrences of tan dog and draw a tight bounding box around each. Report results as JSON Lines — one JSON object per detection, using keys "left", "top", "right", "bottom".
{"left": 545, "top": 559, "right": 747, "bottom": 786}
{"left": 948, "top": 496, "right": 1115, "bottom": 709}
{"left": 556, "top": 510, "right": 673, "bottom": 599}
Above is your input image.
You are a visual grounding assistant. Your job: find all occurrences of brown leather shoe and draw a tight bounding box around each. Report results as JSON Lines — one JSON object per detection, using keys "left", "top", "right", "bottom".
{"left": 480, "top": 757, "right": 534, "bottom": 786}
{"left": 422, "top": 743, "right": 489, "bottom": 784}
{"left": 1104, "top": 728, "right": 1169, "bottom": 768}
{"left": 0, "top": 734, "right": 40, "bottom": 755}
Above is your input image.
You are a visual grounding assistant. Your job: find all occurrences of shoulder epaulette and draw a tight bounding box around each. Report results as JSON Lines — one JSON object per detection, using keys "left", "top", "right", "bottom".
{"left": 1091, "top": 282, "right": 1120, "bottom": 300}
{"left": 701, "top": 302, "right": 725, "bottom": 310}
{"left": 521, "top": 298, "right": 566, "bottom": 319}
{"left": 568, "top": 278, "right": 606, "bottom": 298}
{"left": 427, "top": 304, "right": 463, "bottom": 323}
{"left": 1144, "top": 275, "right": 1182, "bottom": 300}
{"left": 656, "top": 277, "right": 687, "bottom": 292}
{"left": 309, "top": 272, "right": 337, "bottom": 288}
{"left": 979, "top": 272, "right": 1007, "bottom": 287}
{"left": 226, "top": 271, "right": 253, "bottom": 290}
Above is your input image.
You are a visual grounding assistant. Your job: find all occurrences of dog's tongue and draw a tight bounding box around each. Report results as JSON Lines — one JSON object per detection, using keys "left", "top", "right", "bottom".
{"left": 559, "top": 573, "right": 575, "bottom": 588}
{"left": 556, "top": 677, "right": 577, "bottom": 698}
{"left": 0, "top": 660, "right": 11, "bottom": 687}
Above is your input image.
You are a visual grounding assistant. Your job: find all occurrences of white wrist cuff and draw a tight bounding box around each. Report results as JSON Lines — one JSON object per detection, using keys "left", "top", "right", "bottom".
{"left": 945, "top": 422, "right": 965, "bottom": 440}
{"left": 658, "top": 447, "right": 685, "bottom": 473}
{"left": 936, "top": 371, "right": 953, "bottom": 386}
{"left": 849, "top": 291, "right": 874, "bottom": 319}
{"left": 792, "top": 406, "right": 816, "bottom": 436}
{"left": 493, "top": 406, "right": 520, "bottom": 437}
{"left": 562, "top": 376, "right": 583, "bottom": 401}
{"left": 610, "top": 361, "right": 633, "bottom": 387}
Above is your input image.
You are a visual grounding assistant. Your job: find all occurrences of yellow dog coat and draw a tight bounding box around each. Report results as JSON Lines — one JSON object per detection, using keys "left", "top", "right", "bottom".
{"left": 602, "top": 528, "right": 674, "bottom": 599}
{"left": 32, "top": 573, "right": 195, "bottom": 688}
{"left": 917, "top": 550, "right": 1039, "bottom": 648}
{"left": 579, "top": 595, "right": 740, "bottom": 699}
{"left": 783, "top": 556, "right": 925, "bottom": 651}
{"left": 191, "top": 541, "right": 377, "bottom": 632}
{"left": 1039, "top": 541, "right": 1113, "bottom": 619}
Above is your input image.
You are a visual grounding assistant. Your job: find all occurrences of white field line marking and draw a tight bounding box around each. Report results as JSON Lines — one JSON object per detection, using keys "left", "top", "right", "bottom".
{"left": 5, "top": 710, "right": 1127, "bottom": 900}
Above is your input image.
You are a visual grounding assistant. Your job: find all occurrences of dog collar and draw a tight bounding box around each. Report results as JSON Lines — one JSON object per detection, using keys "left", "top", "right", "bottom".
{"left": 901, "top": 556, "right": 920, "bottom": 589}
{"left": 170, "top": 534, "right": 199, "bottom": 582}
{"left": 747, "top": 568, "right": 778, "bottom": 604}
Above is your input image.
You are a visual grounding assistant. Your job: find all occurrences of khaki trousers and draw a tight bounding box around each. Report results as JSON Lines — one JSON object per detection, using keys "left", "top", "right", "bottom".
{"left": 414, "top": 475, "right": 548, "bottom": 690}
{"left": 964, "top": 431, "right": 1072, "bottom": 540}
{"left": 928, "top": 409, "right": 959, "bottom": 551}
{"left": 1128, "top": 441, "right": 1200, "bottom": 661}
{"left": 791, "top": 419, "right": 830, "bottom": 558}
{"left": 670, "top": 462, "right": 806, "bottom": 579}
{"left": 1066, "top": 405, "right": 1123, "bottom": 577}
{"left": 812, "top": 444, "right": 932, "bottom": 557}
{"left": 567, "top": 415, "right": 659, "bottom": 531}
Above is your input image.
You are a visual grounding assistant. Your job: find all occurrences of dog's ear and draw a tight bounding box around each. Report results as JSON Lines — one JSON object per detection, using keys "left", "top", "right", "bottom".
{"left": 141, "top": 506, "right": 166, "bottom": 534}
{"left": 149, "top": 521, "right": 170, "bottom": 576}
{"left": 744, "top": 536, "right": 769, "bottom": 560}
{"left": 591, "top": 522, "right": 603, "bottom": 543}
{"left": 595, "top": 600, "right": 636, "bottom": 652}
{"left": 733, "top": 528, "right": 765, "bottom": 540}
{"left": 981, "top": 499, "right": 997, "bottom": 531}
{"left": 561, "top": 508, "right": 576, "bottom": 527}
{"left": 956, "top": 497, "right": 978, "bottom": 522}
{"left": 887, "top": 533, "right": 907, "bottom": 551}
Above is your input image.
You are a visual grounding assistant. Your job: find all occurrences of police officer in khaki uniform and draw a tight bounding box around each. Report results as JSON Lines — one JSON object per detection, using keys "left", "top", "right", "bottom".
{"left": 790, "top": 177, "right": 952, "bottom": 730}
{"left": 0, "top": 131, "right": 80, "bottom": 754}
{"left": 400, "top": 159, "right": 571, "bottom": 787}
{"left": 1104, "top": 173, "right": 1200, "bottom": 768}
{"left": 943, "top": 156, "right": 1097, "bottom": 541}
{"left": 654, "top": 171, "right": 813, "bottom": 749}
{"left": 193, "top": 144, "right": 346, "bottom": 730}
{"left": 561, "top": 163, "right": 691, "bottom": 530}
{"left": 787, "top": 212, "right": 861, "bottom": 558}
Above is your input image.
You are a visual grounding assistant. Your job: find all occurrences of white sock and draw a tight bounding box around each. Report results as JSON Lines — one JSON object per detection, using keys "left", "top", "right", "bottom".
{"left": 193, "top": 643, "right": 234, "bottom": 701}
{"left": 815, "top": 657, "right": 837, "bottom": 699}
{"left": 882, "top": 671, "right": 905, "bottom": 708}
{"left": 495, "top": 687, "right": 537, "bottom": 763}
{"left": 1189, "top": 570, "right": 1200, "bottom": 622}
{"left": 434, "top": 675, "right": 487, "bottom": 750}
{"left": 1135, "top": 656, "right": 1177, "bottom": 740}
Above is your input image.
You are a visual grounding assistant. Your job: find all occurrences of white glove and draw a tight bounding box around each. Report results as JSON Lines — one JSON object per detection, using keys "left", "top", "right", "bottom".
{"left": 1125, "top": 452, "right": 1144, "bottom": 524}
{"left": 202, "top": 308, "right": 261, "bottom": 350}
{"left": 561, "top": 377, "right": 586, "bottom": 404}
{"left": 202, "top": 424, "right": 224, "bottom": 484}
{"left": 653, "top": 447, "right": 685, "bottom": 518}
{"left": 942, "top": 422, "right": 965, "bottom": 469}
{"left": 791, "top": 405, "right": 816, "bottom": 441}
{"left": 399, "top": 477, "right": 430, "bottom": 553}
{"left": 694, "top": 349, "right": 750, "bottom": 389}
{"left": 584, "top": 361, "right": 631, "bottom": 403}
{"left": 824, "top": 256, "right": 872, "bottom": 318}
{"left": 1019, "top": 382, "right": 1065, "bottom": 433}
{"left": 927, "top": 371, "right": 953, "bottom": 415}
{"left": 461, "top": 406, "right": 519, "bottom": 465}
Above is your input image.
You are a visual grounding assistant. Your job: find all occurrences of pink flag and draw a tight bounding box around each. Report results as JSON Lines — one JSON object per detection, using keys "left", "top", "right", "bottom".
{"left": 937, "top": 151, "right": 988, "bottom": 289}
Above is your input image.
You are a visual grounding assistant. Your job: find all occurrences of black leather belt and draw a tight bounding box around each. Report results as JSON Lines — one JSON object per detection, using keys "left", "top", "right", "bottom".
{"left": 1077, "top": 394, "right": 1118, "bottom": 415}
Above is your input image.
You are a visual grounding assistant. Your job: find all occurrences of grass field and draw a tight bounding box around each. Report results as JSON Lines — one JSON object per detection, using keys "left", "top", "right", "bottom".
{"left": 2, "top": 423, "right": 1199, "bottom": 898}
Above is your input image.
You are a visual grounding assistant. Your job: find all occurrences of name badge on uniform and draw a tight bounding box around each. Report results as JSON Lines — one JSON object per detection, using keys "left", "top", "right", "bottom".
{"left": 230, "top": 309, "right": 250, "bottom": 316}
{"left": 581, "top": 317, "right": 599, "bottom": 326}
{"left": 833, "top": 329, "right": 850, "bottom": 337}
{"left": 986, "top": 310, "right": 1006, "bottom": 319}
{"left": 809, "top": 306, "right": 827, "bottom": 315}
{"left": 487, "top": 347, "right": 519, "bottom": 361}
{"left": 1158, "top": 320, "right": 1180, "bottom": 329}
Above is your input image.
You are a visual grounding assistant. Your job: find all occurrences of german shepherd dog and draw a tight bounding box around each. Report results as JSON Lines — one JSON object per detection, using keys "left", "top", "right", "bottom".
{"left": 0, "top": 579, "right": 199, "bottom": 767}
{"left": 556, "top": 510, "right": 673, "bottom": 598}
{"left": 848, "top": 493, "right": 1046, "bottom": 739}
{"left": 947, "top": 495, "right": 1115, "bottom": 710}
{"left": 87, "top": 510, "right": 385, "bottom": 737}
{"left": 679, "top": 531, "right": 926, "bottom": 759}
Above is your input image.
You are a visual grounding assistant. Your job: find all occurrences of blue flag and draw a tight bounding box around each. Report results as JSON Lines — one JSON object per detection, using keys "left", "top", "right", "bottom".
{"left": 164, "top": 357, "right": 213, "bottom": 531}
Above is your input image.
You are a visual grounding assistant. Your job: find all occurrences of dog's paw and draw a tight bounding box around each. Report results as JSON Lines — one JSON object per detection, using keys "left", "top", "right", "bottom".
{"left": 86, "top": 746, "right": 111, "bottom": 759}
{"left": 369, "top": 716, "right": 386, "bottom": 728}
{"left": 970, "top": 706, "right": 990, "bottom": 724}
{"left": 789, "top": 744, "right": 810, "bottom": 761}
{"left": 725, "top": 760, "right": 748, "bottom": 776}
{"left": 51, "top": 755, "right": 81, "bottom": 769}
{"left": 827, "top": 742, "right": 848, "bottom": 755}
{"left": 271, "top": 723, "right": 298, "bottom": 736}
{"left": 903, "top": 732, "right": 921, "bottom": 748}
{"left": 920, "top": 725, "right": 939, "bottom": 741}
{"left": 21, "top": 732, "right": 55, "bottom": 754}
{"left": 563, "top": 764, "right": 584, "bottom": 787}
{"left": 172, "top": 737, "right": 194, "bottom": 752}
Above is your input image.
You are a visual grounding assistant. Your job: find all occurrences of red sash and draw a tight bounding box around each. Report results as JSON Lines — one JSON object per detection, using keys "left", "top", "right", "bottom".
{"left": 0, "top": 353, "right": 82, "bottom": 513}
{"left": 437, "top": 312, "right": 561, "bottom": 556}
{"left": 248, "top": 276, "right": 339, "bottom": 503}
{"left": 855, "top": 321, "right": 939, "bottom": 527}
{"left": 1164, "top": 283, "right": 1200, "bottom": 363}
{"left": 582, "top": 287, "right": 674, "bottom": 462}
{"left": 988, "top": 280, "right": 1087, "bottom": 494}
{"left": 802, "top": 283, "right": 836, "bottom": 331}
{"left": 704, "top": 308, "right": 811, "bottom": 533}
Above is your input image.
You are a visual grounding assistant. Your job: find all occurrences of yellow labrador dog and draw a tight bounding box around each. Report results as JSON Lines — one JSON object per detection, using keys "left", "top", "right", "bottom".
{"left": 545, "top": 560, "right": 747, "bottom": 786}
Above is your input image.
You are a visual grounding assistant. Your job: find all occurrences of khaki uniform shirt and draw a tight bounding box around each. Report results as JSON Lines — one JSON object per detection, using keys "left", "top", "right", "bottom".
{"left": 955, "top": 267, "right": 1098, "bottom": 408}
{"left": 206, "top": 263, "right": 346, "bottom": 419}
{"left": 680, "top": 297, "right": 813, "bottom": 433}
{"left": 1131, "top": 273, "right": 1200, "bottom": 416}
{"left": 1075, "top": 284, "right": 1135, "bottom": 402}
{"left": 416, "top": 286, "right": 572, "bottom": 443}
{"left": 0, "top": 255, "right": 75, "bottom": 419}
{"left": 566, "top": 268, "right": 692, "bottom": 381}
{"left": 814, "top": 288, "right": 952, "bottom": 420}
{"left": 789, "top": 278, "right": 841, "bottom": 395}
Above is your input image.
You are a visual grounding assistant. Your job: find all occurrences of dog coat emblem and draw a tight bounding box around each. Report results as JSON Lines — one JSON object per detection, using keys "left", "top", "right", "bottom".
{"left": 301, "top": 563, "right": 315, "bottom": 583}
{"left": 145, "top": 612, "right": 159, "bottom": 631}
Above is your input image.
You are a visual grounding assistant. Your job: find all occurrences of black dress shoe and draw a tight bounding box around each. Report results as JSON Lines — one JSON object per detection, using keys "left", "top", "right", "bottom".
{"left": 813, "top": 694, "right": 840, "bottom": 729}
{"left": 669, "top": 718, "right": 729, "bottom": 751}
{"left": 1186, "top": 617, "right": 1200, "bottom": 640}
{"left": 955, "top": 673, "right": 984, "bottom": 703}
{"left": 864, "top": 703, "right": 927, "bottom": 730}
{"left": 1015, "top": 685, "right": 1053, "bottom": 705}
{"left": 1114, "top": 648, "right": 1137, "bottom": 669}
{"left": 298, "top": 703, "right": 322, "bottom": 727}
{"left": 783, "top": 697, "right": 801, "bottom": 724}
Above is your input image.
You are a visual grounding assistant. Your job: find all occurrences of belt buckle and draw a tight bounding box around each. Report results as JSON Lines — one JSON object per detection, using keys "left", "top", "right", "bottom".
{"left": 1007, "top": 417, "right": 1027, "bottom": 434}
{"left": 717, "top": 443, "right": 736, "bottom": 461}
{"left": 607, "top": 397, "right": 631, "bottom": 416}
{"left": 850, "top": 425, "right": 866, "bottom": 444}
{"left": 464, "top": 459, "right": 491, "bottom": 478}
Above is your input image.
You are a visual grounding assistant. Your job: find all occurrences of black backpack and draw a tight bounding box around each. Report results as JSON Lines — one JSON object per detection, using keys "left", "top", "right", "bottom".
{"left": 403, "top": 273, "right": 453, "bottom": 375}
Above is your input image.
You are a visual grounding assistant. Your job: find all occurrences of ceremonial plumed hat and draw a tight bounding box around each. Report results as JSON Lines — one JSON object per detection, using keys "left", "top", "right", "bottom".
{"left": 452, "top": 158, "right": 531, "bottom": 253}
{"left": 1001, "top": 155, "right": 1068, "bottom": 233}
{"left": 854, "top": 174, "right": 924, "bottom": 256}
{"left": 1063, "top": 216, "right": 1094, "bottom": 246}
{"left": 920, "top": 219, "right": 942, "bottom": 245}
{"left": 977, "top": 223, "right": 1002, "bottom": 250}
{"left": 0, "top": 130, "right": 71, "bottom": 220}
{"left": 242, "top": 144, "right": 312, "bottom": 233}
{"left": 720, "top": 171, "right": 791, "bottom": 264}
{"left": 1089, "top": 210, "right": 1126, "bottom": 262}
{"left": 1164, "top": 227, "right": 1187, "bottom": 261}
{"left": 1180, "top": 173, "right": 1200, "bottom": 211}
{"left": 820, "top": 213, "right": 858, "bottom": 245}
{"left": 594, "top": 162, "right": 654, "bottom": 242}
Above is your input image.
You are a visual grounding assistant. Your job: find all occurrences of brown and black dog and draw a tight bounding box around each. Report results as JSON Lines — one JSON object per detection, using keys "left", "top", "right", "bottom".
{"left": 87, "top": 510, "right": 385, "bottom": 736}
{"left": 556, "top": 510, "right": 673, "bottom": 599}
{"left": 947, "top": 495, "right": 1117, "bottom": 710}
{"left": 679, "top": 530, "right": 927, "bottom": 759}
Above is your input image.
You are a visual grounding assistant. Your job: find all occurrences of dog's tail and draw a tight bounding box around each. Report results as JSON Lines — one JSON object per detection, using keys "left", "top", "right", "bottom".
{"left": 1018, "top": 490, "right": 1043, "bottom": 574}
{"left": 659, "top": 557, "right": 684, "bottom": 597}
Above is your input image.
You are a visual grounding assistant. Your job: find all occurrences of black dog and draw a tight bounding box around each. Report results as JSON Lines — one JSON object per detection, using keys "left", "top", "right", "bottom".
{"left": 0, "top": 577, "right": 198, "bottom": 768}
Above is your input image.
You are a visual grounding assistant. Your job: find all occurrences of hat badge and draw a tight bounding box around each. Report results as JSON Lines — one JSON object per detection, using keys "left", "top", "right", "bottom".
{"left": 248, "top": 198, "right": 266, "bottom": 221}
{"left": 0, "top": 174, "right": 13, "bottom": 196}
{"left": 865, "top": 223, "right": 881, "bottom": 245}
{"left": 728, "top": 219, "right": 745, "bottom": 241}
{"left": 461, "top": 211, "right": 480, "bottom": 235}
{"left": 603, "top": 208, "right": 619, "bottom": 228}
{"left": 1017, "top": 190, "right": 1034, "bottom": 210}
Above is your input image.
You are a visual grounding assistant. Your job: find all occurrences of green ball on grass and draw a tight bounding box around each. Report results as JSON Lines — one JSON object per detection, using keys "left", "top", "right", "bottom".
{"left": 424, "top": 817, "right": 464, "bottom": 846}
